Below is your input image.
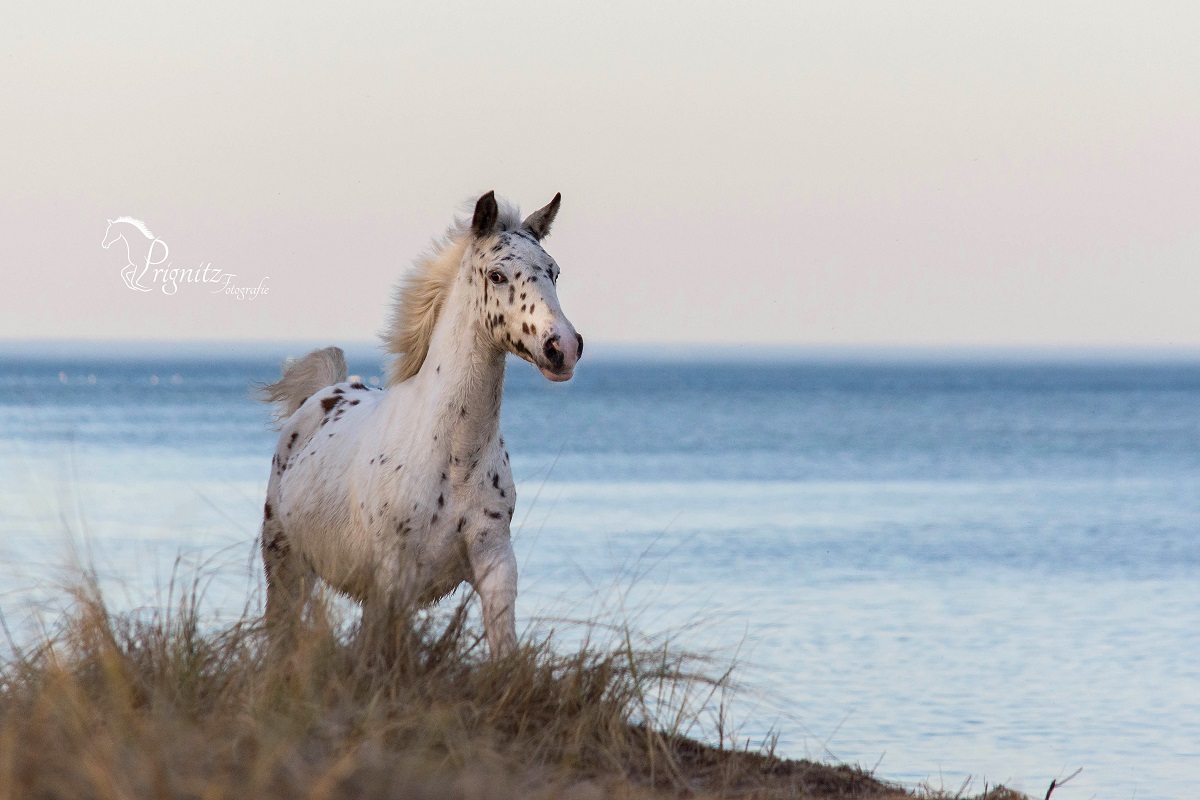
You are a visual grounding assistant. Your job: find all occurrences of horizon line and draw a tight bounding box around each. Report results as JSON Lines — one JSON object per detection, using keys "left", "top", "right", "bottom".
{"left": 4, "top": 338, "right": 1200, "bottom": 363}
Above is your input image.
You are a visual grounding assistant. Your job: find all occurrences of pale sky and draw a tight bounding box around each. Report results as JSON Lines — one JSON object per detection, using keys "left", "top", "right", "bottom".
{"left": 2, "top": 2, "right": 1198, "bottom": 348}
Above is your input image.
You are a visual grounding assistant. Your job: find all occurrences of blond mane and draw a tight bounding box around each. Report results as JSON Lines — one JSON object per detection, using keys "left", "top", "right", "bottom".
{"left": 382, "top": 196, "right": 523, "bottom": 386}
{"left": 112, "top": 216, "right": 155, "bottom": 239}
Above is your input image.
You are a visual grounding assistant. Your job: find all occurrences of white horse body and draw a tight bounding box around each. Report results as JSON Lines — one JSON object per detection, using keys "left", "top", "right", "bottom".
{"left": 259, "top": 192, "right": 581, "bottom": 657}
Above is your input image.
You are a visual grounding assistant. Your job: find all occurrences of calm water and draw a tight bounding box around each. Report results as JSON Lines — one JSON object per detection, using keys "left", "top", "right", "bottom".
{"left": 2, "top": 347, "right": 1198, "bottom": 799}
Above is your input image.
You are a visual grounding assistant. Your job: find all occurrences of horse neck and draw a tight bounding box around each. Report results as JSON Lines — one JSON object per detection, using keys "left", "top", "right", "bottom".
{"left": 404, "top": 270, "right": 505, "bottom": 477}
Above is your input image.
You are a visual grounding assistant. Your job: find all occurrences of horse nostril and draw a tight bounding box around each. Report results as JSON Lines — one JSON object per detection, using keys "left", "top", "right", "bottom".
{"left": 575, "top": 333, "right": 584, "bottom": 359}
{"left": 542, "top": 336, "right": 564, "bottom": 370}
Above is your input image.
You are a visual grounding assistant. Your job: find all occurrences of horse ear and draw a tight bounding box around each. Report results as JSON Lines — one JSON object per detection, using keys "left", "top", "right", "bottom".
{"left": 521, "top": 193, "right": 561, "bottom": 241}
{"left": 471, "top": 191, "right": 499, "bottom": 237}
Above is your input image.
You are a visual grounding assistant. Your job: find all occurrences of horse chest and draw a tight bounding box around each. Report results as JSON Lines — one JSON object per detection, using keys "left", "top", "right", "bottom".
{"left": 366, "top": 476, "right": 485, "bottom": 582}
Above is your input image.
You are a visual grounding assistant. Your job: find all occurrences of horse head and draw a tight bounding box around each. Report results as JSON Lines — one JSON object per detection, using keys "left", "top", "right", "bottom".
{"left": 467, "top": 191, "right": 583, "bottom": 382}
{"left": 101, "top": 219, "right": 122, "bottom": 250}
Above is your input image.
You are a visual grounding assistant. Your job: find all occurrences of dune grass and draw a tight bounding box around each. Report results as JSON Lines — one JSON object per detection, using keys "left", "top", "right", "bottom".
{"left": 0, "top": 568, "right": 1027, "bottom": 800}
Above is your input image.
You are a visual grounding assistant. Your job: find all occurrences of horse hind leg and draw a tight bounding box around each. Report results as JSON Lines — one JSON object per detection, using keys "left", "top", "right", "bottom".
{"left": 261, "top": 506, "right": 311, "bottom": 637}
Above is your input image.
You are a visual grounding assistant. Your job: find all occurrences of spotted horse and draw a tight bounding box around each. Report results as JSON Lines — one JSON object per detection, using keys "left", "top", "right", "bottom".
{"left": 258, "top": 191, "right": 583, "bottom": 657}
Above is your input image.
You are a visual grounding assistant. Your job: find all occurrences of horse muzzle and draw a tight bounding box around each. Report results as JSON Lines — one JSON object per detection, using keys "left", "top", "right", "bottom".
{"left": 538, "top": 330, "right": 583, "bottom": 382}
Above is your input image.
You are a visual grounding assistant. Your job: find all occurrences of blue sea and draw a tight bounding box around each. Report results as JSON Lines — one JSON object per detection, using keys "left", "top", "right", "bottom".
{"left": 2, "top": 344, "right": 1198, "bottom": 799}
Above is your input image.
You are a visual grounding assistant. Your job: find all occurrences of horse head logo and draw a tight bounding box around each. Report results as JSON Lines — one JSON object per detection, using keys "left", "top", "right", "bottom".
{"left": 102, "top": 217, "right": 168, "bottom": 292}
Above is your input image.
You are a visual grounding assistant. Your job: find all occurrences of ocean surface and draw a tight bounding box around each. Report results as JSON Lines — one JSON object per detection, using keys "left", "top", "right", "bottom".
{"left": 1, "top": 345, "right": 1198, "bottom": 799}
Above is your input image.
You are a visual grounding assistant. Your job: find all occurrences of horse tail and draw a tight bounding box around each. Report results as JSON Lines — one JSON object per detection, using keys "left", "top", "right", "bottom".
{"left": 257, "top": 346, "right": 349, "bottom": 423}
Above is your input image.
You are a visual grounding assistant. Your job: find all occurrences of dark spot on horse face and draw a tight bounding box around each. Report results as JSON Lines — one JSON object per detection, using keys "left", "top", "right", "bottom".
{"left": 349, "top": 399, "right": 360, "bottom": 406}
{"left": 492, "top": 474, "right": 500, "bottom": 489}
{"left": 350, "top": 382, "right": 367, "bottom": 390}
{"left": 288, "top": 431, "right": 299, "bottom": 447}
{"left": 485, "top": 510, "right": 502, "bottom": 520}
{"left": 431, "top": 513, "right": 439, "bottom": 525}
{"left": 333, "top": 387, "right": 344, "bottom": 395}
{"left": 321, "top": 396, "right": 338, "bottom": 412}
{"left": 437, "top": 493, "right": 444, "bottom": 508}
{"left": 263, "top": 502, "right": 273, "bottom": 520}
{"left": 457, "top": 517, "right": 466, "bottom": 532}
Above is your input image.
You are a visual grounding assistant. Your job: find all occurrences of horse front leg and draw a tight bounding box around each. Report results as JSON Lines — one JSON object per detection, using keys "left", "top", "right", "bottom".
{"left": 120, "top": 262, "right": 136, "bottom": 290}
{"left": 470, "top": 538, "right": 518, "bottom": 658}
{"left": 357, "top": 593, "right": 396, "bottom": 664}
{"left": 358, "top": 555, "right": 418, "bottom": 665}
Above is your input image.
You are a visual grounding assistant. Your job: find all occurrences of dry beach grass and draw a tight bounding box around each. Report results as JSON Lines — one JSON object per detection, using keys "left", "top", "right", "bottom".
{"left": 0, "top": 570, "right": 1031, "bottom": 800}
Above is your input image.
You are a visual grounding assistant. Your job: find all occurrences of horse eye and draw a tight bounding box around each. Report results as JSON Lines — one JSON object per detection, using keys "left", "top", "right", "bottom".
{"left": 488, "top": 271, "right": 507, "bottom": 285}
